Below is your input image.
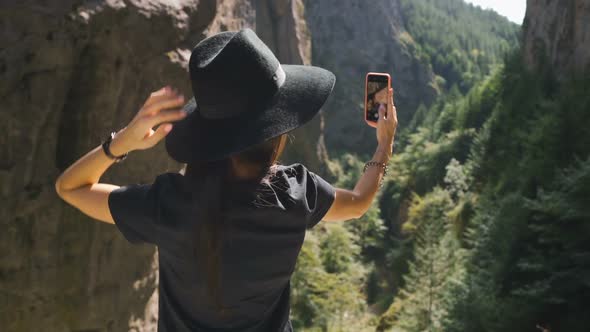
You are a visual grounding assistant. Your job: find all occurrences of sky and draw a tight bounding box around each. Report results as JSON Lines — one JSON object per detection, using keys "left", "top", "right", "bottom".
{"left": 464, "top": 0, "right": 527, "bottom": 24}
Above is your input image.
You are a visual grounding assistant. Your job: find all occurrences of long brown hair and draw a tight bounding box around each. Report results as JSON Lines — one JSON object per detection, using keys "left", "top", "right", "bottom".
{"left": 183, "top": 133, "right": 288, "bottom": 315}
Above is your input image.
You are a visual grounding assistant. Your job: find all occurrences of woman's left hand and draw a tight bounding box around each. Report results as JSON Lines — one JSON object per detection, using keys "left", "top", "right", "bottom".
{"left": 110, "top": 86, "right": 187, "bottom": 155}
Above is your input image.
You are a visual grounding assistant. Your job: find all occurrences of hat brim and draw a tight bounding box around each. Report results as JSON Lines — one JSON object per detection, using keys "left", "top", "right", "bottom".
{"left": 165, "top": 65, "right": 336, "bottom": 163}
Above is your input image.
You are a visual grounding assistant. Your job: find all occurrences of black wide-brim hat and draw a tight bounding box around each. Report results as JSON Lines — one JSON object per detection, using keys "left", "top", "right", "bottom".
{"left": 165, "top": 28, "right": 336, "bottom": 163}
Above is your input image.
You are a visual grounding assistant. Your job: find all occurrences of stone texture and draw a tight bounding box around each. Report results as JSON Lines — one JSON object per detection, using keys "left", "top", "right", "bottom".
{"left": 1, "top": 1, "right": 211, "bottom": 330}
{"left": 254, "top": 0, "right": 330, "bottom": 173}
{"left": 523, "top": 0, "right": 590, "bottom": 78}
{"left": 205, "top": 0, "right": 256, "bottom": 35}
{"left": 303, "top": 0, "right": 439, "bottom": 154}
{"left": 0, "top": 0, "right": 318, "bottom": 331}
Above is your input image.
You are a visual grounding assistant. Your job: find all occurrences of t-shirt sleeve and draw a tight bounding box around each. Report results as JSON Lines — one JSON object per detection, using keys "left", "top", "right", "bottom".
{"left": 304, "top": 167, "right": 336, "bottom": 229}
{"left": 108, "top": 174, "right": 164, "bottom": 245}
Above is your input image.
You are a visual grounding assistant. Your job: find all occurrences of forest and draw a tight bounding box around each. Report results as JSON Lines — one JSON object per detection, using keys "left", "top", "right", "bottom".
{"left": 289, "top": 1, "right": 590, "bottom": 331}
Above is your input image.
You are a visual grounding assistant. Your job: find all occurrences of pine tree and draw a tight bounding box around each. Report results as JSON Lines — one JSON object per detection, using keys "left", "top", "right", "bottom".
{"left": 512, "top": 157, "right": 590, "bottom": 329}
{"left": 395, "top": 188, "right": 456, "bottom": 332}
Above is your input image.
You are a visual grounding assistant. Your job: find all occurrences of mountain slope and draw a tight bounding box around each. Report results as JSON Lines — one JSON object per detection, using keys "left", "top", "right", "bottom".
{"left": 400, "top": 0, "right": 519, "bottom": 92}
{"left": 304, "top": 0, "right": 439, "bottom": 155}
{"left": 304, "top": 0, "right": 519, "bottom": 156}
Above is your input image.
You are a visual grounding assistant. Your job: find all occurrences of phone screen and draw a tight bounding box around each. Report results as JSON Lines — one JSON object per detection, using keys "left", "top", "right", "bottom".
{"left": 366, "top": 75, "right": 389, "bottom": 123}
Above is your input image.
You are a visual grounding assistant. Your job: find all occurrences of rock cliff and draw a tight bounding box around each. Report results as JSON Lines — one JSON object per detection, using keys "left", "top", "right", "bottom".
{"left": 0, "top": 0, "right": 316, "bottom": 331}
{"left": 523, "top": 0, "right": 590, "bottom": 78}
{"left": 253, "top": 0, "right": 330, "bottom": 172}
{"left": 303, "top": 0, "right": 439, "bottom": 153}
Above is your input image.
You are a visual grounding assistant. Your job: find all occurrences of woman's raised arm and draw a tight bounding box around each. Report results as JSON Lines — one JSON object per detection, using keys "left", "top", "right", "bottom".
{"left": 323, "top": 87, "right": 397, "bottom": 222}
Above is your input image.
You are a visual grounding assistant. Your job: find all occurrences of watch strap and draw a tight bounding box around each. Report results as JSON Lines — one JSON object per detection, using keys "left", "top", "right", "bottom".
{"left": 102, "top": 131, "right": 128, "bottom": 162}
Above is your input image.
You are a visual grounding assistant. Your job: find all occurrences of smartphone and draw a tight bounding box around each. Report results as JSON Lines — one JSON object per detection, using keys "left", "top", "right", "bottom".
{"left": 365, "top": 72, "right": 391, "bottom": 128}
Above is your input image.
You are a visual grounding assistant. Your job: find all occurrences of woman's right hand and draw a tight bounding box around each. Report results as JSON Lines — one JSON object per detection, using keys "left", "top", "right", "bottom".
{"left": 376, "top": 87, "right": 398, "bottom": 151}
{"left": 322, "top": 87, "right": 398, "bottom": 222}
{"left": 110, "top": 86, "right": 187, "bottom": 155}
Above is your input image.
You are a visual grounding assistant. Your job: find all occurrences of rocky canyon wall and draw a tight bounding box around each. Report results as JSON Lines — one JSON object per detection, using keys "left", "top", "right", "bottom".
{"left": 523, "top": 0, "right": 590, "bottom": 78}
{"left": 0, "top": 0, "right": 317, "bottom": 331}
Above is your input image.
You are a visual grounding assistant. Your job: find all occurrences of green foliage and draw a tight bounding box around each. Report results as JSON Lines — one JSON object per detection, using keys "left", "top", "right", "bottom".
{"left": 394, "top": 127, "right": 475, "bottom": 196}
{"left": 514, "top": 157, "right": 590, "bottom": 324}
{"left": 320, "top": 224, "right": 359, "bottom": 274}
{"left": 291, "top": 232, "right": 326, "bottom": 328}
{"left": 292, "top": 152, "right": 387, "bottom": 331}
{"left": 329, "top": 153, "right": 388, "bottom": 259}
{"left": 346, "top": 203, "right": 387, "bottom": 260}
{"left": 378, "top": 188, "right": 467, "bottom": 332}
{"left": 379, "top": 48, "right": 590, "bottom": 332}
{"left": 399, "top": 0, "right": 519, "bottom": 92}
{"left": 291, "top": 229, "right": 368, "bottom": 331}
{"left": 327, "top": 153, "right": 367, "bottom": 188}
{"left": 443, "top": 158, "right": 468, "bottom": 200}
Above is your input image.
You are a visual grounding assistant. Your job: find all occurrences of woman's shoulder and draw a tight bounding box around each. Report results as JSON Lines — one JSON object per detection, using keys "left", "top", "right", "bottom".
{"left": 274, "top": 163, "right": 334, "bottom": 194}
{"left": 275, "top": 162, "right": 309, "bottom": 176}
{"left": 273, "top": 162, "right": 330, "bottom": 191}
{"left": 274, "top": 162, "right": 314, "bottom": 183}
{"left": 152, "top": 171, "right": 192, "bottom": 198}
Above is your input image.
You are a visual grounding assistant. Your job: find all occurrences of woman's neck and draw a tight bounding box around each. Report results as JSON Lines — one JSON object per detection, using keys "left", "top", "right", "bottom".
{"left": 230, "top": 158, "right": 265, "bottom": 180}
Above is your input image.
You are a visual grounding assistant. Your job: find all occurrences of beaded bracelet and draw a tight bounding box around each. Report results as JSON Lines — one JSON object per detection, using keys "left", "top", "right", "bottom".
{"left": 363, "top": 161, "right": 389, "bottom": 187}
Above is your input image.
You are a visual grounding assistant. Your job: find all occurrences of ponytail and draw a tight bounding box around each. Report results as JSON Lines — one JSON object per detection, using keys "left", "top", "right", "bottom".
{"left": 187, "top": 159, "right": 230, "bottom": 314}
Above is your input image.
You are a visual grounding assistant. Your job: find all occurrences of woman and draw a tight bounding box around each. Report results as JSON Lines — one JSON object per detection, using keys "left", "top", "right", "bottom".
{"left": 367, "top": 85, "right": 388, "bottom": 121}
{"left": 55, "top": 29, "right": 397, "bottom": 332}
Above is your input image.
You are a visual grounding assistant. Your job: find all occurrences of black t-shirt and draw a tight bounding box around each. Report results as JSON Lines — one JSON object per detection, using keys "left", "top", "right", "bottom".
{"left": 108, "top": 163, "right": 336, "bottom": 331}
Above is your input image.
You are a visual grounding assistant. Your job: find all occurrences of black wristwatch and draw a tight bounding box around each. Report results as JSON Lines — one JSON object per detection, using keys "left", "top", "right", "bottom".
{"left": 102, "top": 131, "right": 128, "bottom": 162}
